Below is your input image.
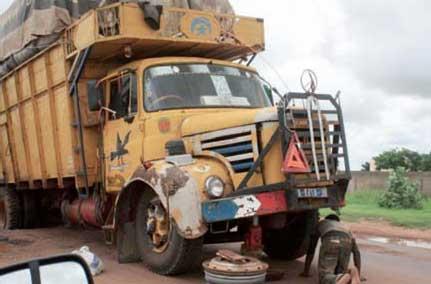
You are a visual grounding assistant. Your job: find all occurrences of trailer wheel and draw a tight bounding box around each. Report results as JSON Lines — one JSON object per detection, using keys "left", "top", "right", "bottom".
{"left": 263, "top": 210, "right": 318, "bottom": 260}
{"left": 21, "top": 190, "right": 40, "bottom": 229}
{"left": 135, "top": 192, "right": 203, "bottom": 275}
{"left": 0, "top": 187, "right": 22, "bottom": 230}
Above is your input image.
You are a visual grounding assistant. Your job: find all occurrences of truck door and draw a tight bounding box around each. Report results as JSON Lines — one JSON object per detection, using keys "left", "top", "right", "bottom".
{"left": 103, "top": 71, "right": 141, "bottom": 192}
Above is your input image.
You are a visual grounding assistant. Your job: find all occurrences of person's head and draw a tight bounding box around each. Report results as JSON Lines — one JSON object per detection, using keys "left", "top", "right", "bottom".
{"left": 325, "top": 214, "right": 340, "bottom": 222}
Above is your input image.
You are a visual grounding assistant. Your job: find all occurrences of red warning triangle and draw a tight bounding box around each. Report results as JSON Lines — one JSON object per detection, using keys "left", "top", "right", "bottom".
{"left": 282, "top": 133, "right": 311, "bottom": 174}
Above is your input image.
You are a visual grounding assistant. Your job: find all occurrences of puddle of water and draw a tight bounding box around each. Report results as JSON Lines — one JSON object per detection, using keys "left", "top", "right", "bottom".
{"left": 368, "top": 237, "right": 431, "bottom": 250}
{"left": 398, "top": 239, "right": 431, "bottom": 250}
{"left": 368, "top": 237, "right": 389, "bottom": 244}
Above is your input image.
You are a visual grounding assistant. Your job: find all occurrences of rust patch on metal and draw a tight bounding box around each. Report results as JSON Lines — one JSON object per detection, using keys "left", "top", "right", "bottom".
{"left": 131, "top": 166, "right": 160, "bottom": 187}
{"left": 160, "top": 167, "right": 189, "bottom": 196}
{"left": 171, "top": 208, "right": 183, "bottom": 221}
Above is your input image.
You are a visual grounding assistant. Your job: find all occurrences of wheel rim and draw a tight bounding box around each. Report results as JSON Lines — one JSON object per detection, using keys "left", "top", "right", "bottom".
{"left": 145, "top": 198, "right": 170, "bottom": 253}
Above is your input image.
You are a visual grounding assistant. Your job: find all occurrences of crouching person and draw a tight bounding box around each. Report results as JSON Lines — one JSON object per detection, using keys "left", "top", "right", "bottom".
{"left": 300, "top": 214, "right": 362, "bottom": 284}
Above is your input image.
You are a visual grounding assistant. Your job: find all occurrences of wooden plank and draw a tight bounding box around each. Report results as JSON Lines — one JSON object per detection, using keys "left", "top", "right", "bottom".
{"left": 45, "top": 53, "right": 64, "bottom": 188}
{"left": 0, "top": 124, "right": 8, "bottom": 182}
{"left": 0, "top": 125, "right": 15, "bottom": 183}
{"left": 1, "top": 82, "right": 20, "bottom": 183}
{"left": 28, "top": 63, "right": 48, "bottom": 188}
{"left": 15, "top": 73, "right": 34, "bottom": 187}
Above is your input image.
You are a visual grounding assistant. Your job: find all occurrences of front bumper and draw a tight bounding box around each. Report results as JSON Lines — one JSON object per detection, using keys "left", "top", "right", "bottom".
{"left": 202, "top": 183, "right": 347, "bottom": 223}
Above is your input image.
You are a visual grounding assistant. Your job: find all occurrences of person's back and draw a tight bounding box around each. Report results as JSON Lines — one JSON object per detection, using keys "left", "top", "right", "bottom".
{"left": 318, "top": 218, "right": 352, "bottom": 238}
{"left": 301, "top": 214, "right": 361, "bottom": 284}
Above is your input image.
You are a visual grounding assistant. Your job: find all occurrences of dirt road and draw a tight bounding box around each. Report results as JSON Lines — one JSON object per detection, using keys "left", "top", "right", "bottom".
{"left": 0, "top": 225, "right": 430, "bottom": 284}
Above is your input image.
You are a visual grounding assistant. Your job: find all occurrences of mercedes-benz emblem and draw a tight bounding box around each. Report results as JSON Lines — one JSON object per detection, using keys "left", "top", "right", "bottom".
{"left": 301, "top": 69, "right": 318, "bottom": 94}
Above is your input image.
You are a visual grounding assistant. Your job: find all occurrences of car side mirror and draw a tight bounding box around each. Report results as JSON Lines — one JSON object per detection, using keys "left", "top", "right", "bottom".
{"left": 87, "top": 80, "right": 104, "bottom": 112}
{"left": 0, "top": 254, "right": 94, "bottom": 284}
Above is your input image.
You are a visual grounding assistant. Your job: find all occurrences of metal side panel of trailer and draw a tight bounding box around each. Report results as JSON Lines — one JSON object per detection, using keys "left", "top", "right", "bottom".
{"left": 0, "top": 44, "right": 101, "bottom": 190}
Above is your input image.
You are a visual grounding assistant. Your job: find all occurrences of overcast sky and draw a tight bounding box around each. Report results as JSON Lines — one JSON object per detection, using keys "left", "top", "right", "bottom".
{"left": 1, "top": 1, "right": 430, "bottom": 170}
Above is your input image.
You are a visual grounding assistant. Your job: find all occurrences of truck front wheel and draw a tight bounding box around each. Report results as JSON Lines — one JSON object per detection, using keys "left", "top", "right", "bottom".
{"left": 263, "top": 210, "right": 318, "bottom": 260}
{"left": 0, "top": 187, "right": 22, "bottom": 230}
{"left": 135, "top": 192, "right": 203, "bottom": 275}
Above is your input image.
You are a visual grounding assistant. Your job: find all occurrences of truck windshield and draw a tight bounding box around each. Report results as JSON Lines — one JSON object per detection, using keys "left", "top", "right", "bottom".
{"left": 144, "top": 64, "right": 271, "bottom": 111}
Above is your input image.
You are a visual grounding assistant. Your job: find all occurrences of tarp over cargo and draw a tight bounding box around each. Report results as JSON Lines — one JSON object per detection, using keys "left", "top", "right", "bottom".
{"left": 0, "top": 0, "right": 234, "bottom": 78}
{"left": 0, "top": 0, "right": 103, "bottom": 77}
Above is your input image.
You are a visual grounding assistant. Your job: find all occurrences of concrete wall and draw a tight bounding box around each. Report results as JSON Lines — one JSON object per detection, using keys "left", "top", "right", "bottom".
{"left": 348, "top": 171, "right": 431, "bottom": 196}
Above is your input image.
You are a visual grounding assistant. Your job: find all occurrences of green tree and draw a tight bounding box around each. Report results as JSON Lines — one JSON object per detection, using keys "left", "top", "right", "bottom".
{"left": 419, "top": 153, "right": 431, "bottom": 171}
{"left": 378, "top": 167, "right": 424, "bottom": 209}
{"left": 374, "top": 148, "right": 422, "bottom": 171}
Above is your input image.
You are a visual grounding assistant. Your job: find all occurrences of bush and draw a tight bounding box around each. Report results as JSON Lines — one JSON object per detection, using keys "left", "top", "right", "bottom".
{"left": 378, "top": 167, "right": 425, "bottom": 209}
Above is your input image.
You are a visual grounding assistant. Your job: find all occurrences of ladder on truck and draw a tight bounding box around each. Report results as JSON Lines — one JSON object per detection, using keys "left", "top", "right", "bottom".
{"left": 285, "top": 92, "right": 351, "bottom": 184}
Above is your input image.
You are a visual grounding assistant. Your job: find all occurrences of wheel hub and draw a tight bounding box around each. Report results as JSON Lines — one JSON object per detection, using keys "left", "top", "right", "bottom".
{"left": 146, "top": 199, "right": 169, "bottom": 253}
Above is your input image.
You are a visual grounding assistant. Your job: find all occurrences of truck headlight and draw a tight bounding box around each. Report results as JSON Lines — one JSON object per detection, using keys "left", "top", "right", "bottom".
{"left": 205, "top": 176, "right": 225, "bottom": 198}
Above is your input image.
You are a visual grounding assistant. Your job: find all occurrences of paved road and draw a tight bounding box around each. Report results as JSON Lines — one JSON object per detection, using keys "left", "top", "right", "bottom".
{"left": 0, "top": 228, "right": 430, "bottom": 284}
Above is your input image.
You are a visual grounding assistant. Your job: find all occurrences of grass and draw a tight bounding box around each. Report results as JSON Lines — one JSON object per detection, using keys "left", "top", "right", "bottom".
{"left": 321, "top": 190, "right": 431, "bottom": 229}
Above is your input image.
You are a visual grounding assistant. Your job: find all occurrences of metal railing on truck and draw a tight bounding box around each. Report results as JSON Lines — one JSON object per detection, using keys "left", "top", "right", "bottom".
{"left": 230, "top": 91, "right": 351, "bottom": 197}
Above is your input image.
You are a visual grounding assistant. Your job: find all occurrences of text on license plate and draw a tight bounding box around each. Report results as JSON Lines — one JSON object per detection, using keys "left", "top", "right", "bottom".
{"left": 297, "top": 188, "right": 328, "bottom": 198}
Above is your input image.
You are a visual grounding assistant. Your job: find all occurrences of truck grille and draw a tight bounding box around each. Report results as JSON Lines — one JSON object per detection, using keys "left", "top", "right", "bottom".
{"left": 196, "top": 126, "right": 258, "bottom": 173}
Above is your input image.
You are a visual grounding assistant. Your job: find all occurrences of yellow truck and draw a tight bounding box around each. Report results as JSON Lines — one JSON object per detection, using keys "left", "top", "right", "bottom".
{"left": 0, "top": 2, "right": 351, "bottom": 275}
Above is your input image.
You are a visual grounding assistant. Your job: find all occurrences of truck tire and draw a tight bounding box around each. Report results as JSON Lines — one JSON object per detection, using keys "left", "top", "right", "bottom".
{"left": 135, "top": 192, "right": 203, "bottom": 275}
{"left": 0, "top": 188, "right": 22, "bottom": 230}
{"left": 263, "top": 210, "right": 318, "bottom": 260}
{"left": 0, "top": 189, "right": 5, "bottom": 229}
{"left": 21, "top": 190, "right": 40, "bottom": 229}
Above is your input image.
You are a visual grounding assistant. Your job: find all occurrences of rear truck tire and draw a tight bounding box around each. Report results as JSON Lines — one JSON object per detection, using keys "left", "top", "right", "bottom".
{"left": 263, "top": 210, "right": 318, "bottom": 260}
{"left": 21, "top": 190, "right": 41, "bottom": 229}
{"left": 135, "top": 191, "right": 203, "bottom": 275}
{"left": 0, "top": 187, "right": 22, "bottom": 230}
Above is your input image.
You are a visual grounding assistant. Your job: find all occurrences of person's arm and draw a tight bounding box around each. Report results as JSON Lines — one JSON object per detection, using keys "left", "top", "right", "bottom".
{"left": 352, "top": 238, "right": 361, "bottom": 274}
{"left": 300, "top": 232, "right": 319, "bottom": 277}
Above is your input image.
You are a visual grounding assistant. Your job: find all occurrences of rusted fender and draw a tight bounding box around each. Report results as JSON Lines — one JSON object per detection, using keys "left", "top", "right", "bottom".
{"left": 123, "top": 162, "right": 207, "bottom": 239}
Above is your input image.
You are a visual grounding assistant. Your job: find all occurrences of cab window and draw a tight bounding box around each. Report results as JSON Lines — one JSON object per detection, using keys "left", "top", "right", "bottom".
{"left": 108, "top": 72, "right": 137, "bottom": 120}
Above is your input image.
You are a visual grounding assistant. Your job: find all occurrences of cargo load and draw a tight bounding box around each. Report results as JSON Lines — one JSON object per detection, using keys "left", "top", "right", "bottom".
{"left": 0, "top": 0, "right": 103, "bottom": 77}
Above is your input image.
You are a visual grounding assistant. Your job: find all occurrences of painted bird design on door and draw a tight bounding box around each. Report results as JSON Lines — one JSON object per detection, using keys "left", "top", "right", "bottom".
{"left": 111, "top": 131, "right": 131, "bottom": 166}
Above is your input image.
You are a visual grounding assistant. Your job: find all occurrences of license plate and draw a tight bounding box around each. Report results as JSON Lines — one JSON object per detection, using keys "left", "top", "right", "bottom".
{"left": 297, "top": 188, "right": 328, "bottom": 199}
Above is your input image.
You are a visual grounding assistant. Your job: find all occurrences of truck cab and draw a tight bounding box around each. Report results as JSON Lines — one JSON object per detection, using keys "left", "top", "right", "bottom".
{"left": 100, "top": 57, "right": 273, "bottom": 193}
{"left": 97, "top": 56, "right": 350, "bottom": 274}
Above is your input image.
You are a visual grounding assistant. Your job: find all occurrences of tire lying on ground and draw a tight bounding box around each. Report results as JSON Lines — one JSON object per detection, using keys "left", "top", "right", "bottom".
{"left": 135, "top": 191, "right": 203, "bottom": 275}
{"left": 263, "top": 210, "right": 318, "bottom": 260}
{"left": 0, "top": 187, "right": 22, "bottom": 230}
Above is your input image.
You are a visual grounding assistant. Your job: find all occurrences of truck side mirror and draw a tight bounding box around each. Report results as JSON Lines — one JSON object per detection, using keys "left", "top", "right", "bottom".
{"left": 87, "top": 80, "right": 104, "bottom": 111}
